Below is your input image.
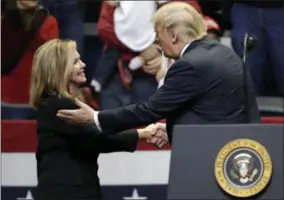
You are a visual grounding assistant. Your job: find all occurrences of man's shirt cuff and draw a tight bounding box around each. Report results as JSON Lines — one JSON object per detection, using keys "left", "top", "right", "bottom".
{"left": 94, "top": 111, "right": 102, "bottom": 132}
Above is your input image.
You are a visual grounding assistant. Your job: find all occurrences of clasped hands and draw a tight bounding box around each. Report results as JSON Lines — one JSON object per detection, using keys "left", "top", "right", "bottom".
{"left": 137, "top": 123, "right": 168, "bottom": 148}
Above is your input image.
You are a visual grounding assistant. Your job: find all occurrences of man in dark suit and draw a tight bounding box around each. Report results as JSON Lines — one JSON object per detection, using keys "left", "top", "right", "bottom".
{"left": 57, "top": 2, "right": 261, "bottom": 142}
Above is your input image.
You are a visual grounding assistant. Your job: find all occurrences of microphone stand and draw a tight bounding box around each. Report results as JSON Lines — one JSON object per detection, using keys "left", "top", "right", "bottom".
{"left": 242, "top": 33, "right": 250, "bottom": 123}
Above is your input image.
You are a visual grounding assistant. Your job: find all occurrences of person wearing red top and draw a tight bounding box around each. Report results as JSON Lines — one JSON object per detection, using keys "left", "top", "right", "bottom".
{"left": 98, "top": 0, "right": 202, "bottom": 50}
{"left": 91, "top": 0, "right": 202, "bottom": 110}
{"left": 92, "top": 1, "right": 161, "bottom": 110}
{"left": 1, "top": 0, "right": 59, "bottom": 119}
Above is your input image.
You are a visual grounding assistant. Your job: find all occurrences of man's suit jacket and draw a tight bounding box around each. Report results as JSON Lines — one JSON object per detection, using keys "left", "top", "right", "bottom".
{"left": 34, "top": 95, "right": 138, "bottom": 200}
{"left": 98, "top": 38, "right": 261, "bottom": 141}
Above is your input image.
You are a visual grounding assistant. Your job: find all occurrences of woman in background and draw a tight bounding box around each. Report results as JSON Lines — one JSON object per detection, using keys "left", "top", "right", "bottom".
{"left": 1, "top": 0, "right": 58, "bottom": 119}
{"left": 30, "top": 39, "right": 168, "bottom": 200}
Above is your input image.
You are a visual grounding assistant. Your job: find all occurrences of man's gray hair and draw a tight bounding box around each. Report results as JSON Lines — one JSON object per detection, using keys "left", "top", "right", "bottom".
{"left": 153, "top": 2, "right": 207, "bottom": 43}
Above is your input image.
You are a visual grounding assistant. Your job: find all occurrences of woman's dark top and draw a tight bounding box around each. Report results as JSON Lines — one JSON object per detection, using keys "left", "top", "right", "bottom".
{"left": 34, "top": 95, "right": 138, "bottom": 200}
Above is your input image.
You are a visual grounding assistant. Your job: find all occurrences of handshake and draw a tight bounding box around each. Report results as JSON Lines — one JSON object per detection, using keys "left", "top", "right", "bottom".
{"left": 137, "top": 123, "right": 168, "bottom": 148}
{"left": 56, "top": 98, "right": 169, "bottom": 148}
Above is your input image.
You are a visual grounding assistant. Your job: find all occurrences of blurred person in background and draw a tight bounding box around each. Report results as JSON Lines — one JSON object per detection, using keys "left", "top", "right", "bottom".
{"left": 30, "top": 39, "right": 168, "bottom": 200}
{"left": 231, "top": 0, "right": 284, "bottom": 96}
{"left": 91, "top": 0, "right": 202, "bottom": 110}
{"left": 1, "top": 0, "right": 59, "bottom": 119}
{"left": 1, "top": 0, "right": 7, "bottom": 12}
{"left": 204, "top": 16, "right": 222, "bottom": 41}
{"left": 40, "top": 0, "right": 84, "bottom": 56}
{"left": 91, "top": 1, "right": 164, "bottom": 110}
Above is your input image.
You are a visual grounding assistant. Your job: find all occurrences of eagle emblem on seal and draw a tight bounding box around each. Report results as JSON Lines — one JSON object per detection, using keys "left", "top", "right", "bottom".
{"left": 230, "top": 153, "right": 259, "bottom": 184}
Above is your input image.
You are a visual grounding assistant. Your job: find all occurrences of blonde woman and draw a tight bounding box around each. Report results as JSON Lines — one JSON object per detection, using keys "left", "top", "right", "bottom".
{"left": 30, "top": 39, "right": 168, "bottom": 200}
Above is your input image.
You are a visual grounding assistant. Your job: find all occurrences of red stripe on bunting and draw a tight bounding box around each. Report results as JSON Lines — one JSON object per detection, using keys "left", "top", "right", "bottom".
{"left": 2, "top": 117, "right": 282, "bottom": 152}
{"left": 1, "top": 120, "right": 170, "bottom": 152}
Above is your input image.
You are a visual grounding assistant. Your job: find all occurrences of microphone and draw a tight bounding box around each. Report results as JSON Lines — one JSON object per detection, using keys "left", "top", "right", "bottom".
{"left": 242, "top": 33, "right": 256, "bottom": 123}
{"left": 246, "top": 36, "right": 256, "bottom": 51}
{"left": 242, "top": 34, "right": 257, "bottom": 63}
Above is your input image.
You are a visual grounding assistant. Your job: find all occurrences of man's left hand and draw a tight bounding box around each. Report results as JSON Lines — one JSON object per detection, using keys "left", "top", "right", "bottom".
{"left": 57, "top": 98, "right": 95, "bottom": 124}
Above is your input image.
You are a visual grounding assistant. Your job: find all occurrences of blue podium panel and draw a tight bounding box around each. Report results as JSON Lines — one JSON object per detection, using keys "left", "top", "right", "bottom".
{"left": 168, "top": 124, "right": 283, "bottom": 200}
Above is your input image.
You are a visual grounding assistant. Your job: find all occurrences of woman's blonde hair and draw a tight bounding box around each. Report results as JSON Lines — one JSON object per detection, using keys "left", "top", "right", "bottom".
{"left": 153, "top": 2, "right": 207, "bottom": 43}
{"left": 29, "top": 39, "right": 77, "bottom": 108}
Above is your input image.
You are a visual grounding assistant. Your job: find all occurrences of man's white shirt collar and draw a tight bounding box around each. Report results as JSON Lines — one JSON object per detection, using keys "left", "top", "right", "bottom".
{"left": 180, "top": 43, "right": 191, "bottom": 58}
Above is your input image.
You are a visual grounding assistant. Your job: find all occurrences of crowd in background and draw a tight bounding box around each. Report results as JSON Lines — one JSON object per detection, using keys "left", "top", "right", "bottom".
{"left": 1, "top": 0, "right": 284, "bottom": 120}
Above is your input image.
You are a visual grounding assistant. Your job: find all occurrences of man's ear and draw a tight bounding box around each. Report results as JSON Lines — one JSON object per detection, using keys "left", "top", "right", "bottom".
{"left": 172, "top": 32, "right": 178, "bottom": 44}
{"left": 171, "top": 31, "right": 178, "bottom": 44}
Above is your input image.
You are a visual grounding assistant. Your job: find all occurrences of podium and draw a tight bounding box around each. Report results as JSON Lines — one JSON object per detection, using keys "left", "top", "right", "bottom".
{"left": 167, "top": 124, "right": 283, "bottom": 200}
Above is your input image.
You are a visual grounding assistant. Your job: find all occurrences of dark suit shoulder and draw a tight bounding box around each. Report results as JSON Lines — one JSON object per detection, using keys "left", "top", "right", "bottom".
{"left": 181, "top": 41, "right": 213, "bottom": 63}
{"left": 37, "top": 94, "right": 99, "bottom": 136}
{"left": 181, "top": 39, "right": 243, "bottom": 78}
{"left": 39, "top": 95, "right": 78, "bottom": 111}
{"left": 182, "top": 39, "right": 235, "bottom": 62}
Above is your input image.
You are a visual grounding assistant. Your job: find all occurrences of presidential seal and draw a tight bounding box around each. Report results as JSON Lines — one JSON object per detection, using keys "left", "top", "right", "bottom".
{"left": 214, "top": 139, "right": 272, "bottom": 198}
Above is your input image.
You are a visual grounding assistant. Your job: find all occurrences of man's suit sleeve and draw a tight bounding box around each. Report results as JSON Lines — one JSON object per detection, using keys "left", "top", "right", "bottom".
{"left": 98, "top": 60, "right": 201, "bottom": 133}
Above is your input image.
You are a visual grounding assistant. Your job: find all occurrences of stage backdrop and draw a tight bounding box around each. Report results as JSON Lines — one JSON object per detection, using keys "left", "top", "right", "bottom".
{"left": 1, "top": 118, "right": 282, "bottom": 200}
